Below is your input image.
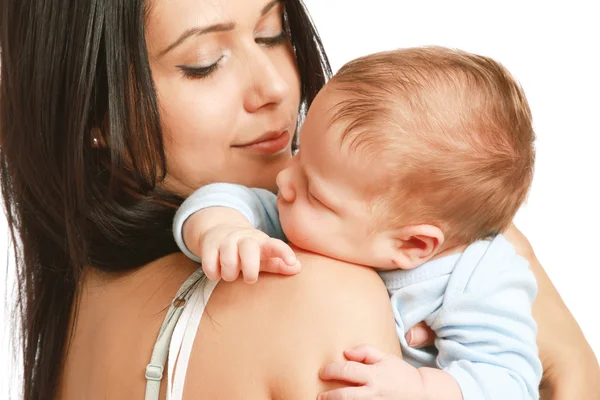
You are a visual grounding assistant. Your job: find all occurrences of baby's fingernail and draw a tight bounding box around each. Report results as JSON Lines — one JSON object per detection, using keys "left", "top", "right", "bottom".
{"left": 406, "top": 325, "right": 429, "bottom": 347}
{"left": 286, "top": 257, "right": 297, "bottom": 265}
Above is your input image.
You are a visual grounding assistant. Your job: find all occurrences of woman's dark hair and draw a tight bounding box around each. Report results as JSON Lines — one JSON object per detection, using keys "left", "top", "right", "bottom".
{"left": 0, "top": 0, "right": 331, "bottom": 398}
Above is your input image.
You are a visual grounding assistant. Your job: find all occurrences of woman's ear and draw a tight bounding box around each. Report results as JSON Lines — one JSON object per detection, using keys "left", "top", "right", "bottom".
{"left": 91, "top": 127, "right": 108, "bottom": 149}
{"left": 378, "top": 224, "right": 445, "bottom": 270}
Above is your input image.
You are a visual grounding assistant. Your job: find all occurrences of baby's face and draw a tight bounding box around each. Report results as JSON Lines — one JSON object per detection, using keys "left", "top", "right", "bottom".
{"left": 276, "top": 88, "right": 385, "bottom": 266}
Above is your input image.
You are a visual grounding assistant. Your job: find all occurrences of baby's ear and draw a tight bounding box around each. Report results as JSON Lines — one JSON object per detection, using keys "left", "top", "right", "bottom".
{"left": 381, "top": 225, "right": 444, "bottom": 270}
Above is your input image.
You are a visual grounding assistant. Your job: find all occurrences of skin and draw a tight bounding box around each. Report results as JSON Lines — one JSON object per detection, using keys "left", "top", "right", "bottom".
{"left": 278, "top": 84, "right": 600, "bottom": 398}
{"left": 59, "top": 251, "right": 401, "bottom": 399}
{"left": 146, "top": 0, "right": 300, "bottom": 195}
{"left": 276, "top": 87, "right": 386, "bottom": 266}
{"left": 273, "top": 82, "right": 467, "bottom": 399}
{"left": 186, "top": 81, "right": 535, "bottom": 399}
{"left": 58, "top": 0, "right": 600, "bottom": 398}
{"left": 276, "top": 85, "right": 450, "bottom": 270}
{"left": 59, "top": 0, "right": 400, "bottom": 398}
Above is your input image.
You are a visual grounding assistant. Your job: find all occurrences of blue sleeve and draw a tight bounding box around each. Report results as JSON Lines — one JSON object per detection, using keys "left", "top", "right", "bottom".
{"left": 172, "top": 183, "right": 284, "bottom": 263}
{"left": 430, "top": 237, "right": 542, "bottom": 400}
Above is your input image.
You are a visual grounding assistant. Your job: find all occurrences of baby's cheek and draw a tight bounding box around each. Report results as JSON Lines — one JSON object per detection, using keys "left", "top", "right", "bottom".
{"left": 280, "top": 208, "right": 314, "bottom": 249}
{"left": 278, "top": 205, "right": 299, "bottom": 240}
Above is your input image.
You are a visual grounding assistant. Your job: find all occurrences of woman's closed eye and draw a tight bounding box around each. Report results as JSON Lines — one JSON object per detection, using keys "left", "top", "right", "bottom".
{"left": 177, "top": 31, "right": 287, "bottom": 80}
{"left": 255, "top": 31, "right": 288, "bottom": 48}
{"left": 177, "top": 56, "right": 225, "bottom": 79}
{"left": 255, "top": 4, "right": 289, "bottom": 48}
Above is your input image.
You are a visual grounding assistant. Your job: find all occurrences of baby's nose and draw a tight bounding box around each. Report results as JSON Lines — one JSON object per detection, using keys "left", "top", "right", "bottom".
{"left": 276, "top": 168, "right": 296, "bottom": 203}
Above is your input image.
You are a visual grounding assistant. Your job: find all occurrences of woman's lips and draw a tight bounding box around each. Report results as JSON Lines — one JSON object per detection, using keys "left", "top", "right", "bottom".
{"left": 233, "top": 130, "right": 291, "bottom": 155}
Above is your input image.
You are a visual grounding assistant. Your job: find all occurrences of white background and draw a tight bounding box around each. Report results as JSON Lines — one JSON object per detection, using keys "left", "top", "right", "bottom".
{"left": 1, "top": 0, "right": 599, "bottom": 397}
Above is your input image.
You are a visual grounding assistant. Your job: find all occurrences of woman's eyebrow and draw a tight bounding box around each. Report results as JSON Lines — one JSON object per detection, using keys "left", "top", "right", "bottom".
{"left": 261, "top": 0, "right": 283, "bottom": 16}
{"left": 159, "top": 23, "right": 235, "bottom": 58}
{"left": 158, "top": 0, "right": 282, "bottom": 59}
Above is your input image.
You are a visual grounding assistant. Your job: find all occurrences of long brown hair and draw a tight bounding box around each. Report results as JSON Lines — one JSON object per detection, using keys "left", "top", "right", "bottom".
{"left": 0, "top": 1, "right": 331, "bottom": 398}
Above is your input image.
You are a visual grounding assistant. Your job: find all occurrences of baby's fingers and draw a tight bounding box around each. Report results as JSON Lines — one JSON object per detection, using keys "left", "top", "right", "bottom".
{"left": 319, "top": 361, "right": 371, "bottom": 385}
{"left": 261, "top": 239, "right": 297, "bottom": 267}
{"left": 317, "top": 386, "right": 373, "bottom": 400}
{"left": 317, "top": 387, "right": 372, "bottom": 400}
{"left": 406, "top": 322, "right": 435, "bottom": 348}
{"left": 259, "top": 258, "right": 301, "bottom": 276}
{"left": 200, "top": 244, "right": 221, "bottom": 281}
{"left": 344, "top": 344, "right": 386, "bottom": 365}
{"left": 238, "top": 237, "right": 261, "bottom": 284}
{"left": 219, "top": 241, "right": 241, "bottom": 282}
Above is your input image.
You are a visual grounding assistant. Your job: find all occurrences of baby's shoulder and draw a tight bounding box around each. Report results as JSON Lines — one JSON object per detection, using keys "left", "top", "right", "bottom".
{"left": 447, "top": 234, "right": 534, "bottom": 300}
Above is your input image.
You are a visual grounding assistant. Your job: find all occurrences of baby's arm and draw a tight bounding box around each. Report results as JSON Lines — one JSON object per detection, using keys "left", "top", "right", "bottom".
{"left": 320, "top": 236, "right": 541, "bottom": 400}
{"left": 429, "top": 238, "right": 542, "bottom": 399}
{"left": 173, "top": 183, "right": 298, "bottom": 282}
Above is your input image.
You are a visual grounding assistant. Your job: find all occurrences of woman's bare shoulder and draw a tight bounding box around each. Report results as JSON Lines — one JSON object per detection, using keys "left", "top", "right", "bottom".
{"left": 204, "top": 248, "right": 398, "bottom": 343}
{"left": 185, "top": 249, "right": 400, "bottom": 399}
{"left": 60, "top": 253, "right": 199, "bottom": 400}
{"left": 273, "top": 248, "right": 401, "bottom": 353}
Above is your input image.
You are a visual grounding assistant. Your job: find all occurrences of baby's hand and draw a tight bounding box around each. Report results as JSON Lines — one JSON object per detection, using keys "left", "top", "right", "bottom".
{"left": 319, "top": 345, "right": 425, "bottom": 400}
{"left": 201, "top": 224, "right": 300, "bottom": 283}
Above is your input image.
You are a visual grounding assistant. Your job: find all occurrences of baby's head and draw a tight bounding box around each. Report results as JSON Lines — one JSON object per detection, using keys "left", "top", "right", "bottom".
{"left": 276, "top": 46, "right": 535, "bottom": 270}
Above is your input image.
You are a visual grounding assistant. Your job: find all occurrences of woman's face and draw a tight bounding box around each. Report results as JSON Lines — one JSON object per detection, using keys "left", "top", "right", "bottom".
{"left": 146, "top": 0, "right": 301, "bottom": 195}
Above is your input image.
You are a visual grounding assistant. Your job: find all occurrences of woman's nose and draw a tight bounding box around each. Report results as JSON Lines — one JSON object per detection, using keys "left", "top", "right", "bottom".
{"left": 243, "top": 51, "right": 290, "bottom": 113}
{"left": 276, "top": 167, "right": 296, "bottom": 203}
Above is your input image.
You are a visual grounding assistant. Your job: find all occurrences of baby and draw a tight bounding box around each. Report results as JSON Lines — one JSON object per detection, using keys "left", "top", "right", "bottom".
{"left": 173, "top": 47, "right": 542, "bottom": 399}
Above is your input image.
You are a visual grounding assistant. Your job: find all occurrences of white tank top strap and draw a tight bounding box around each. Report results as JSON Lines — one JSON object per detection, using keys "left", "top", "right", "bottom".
{"left": 144, "top": 268, "right": 219, "bottom": 400}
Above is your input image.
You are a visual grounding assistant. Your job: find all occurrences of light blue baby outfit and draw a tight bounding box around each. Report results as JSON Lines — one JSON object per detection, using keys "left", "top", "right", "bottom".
{"left": 173, "top": 183, "right": 542, "bottom": 400}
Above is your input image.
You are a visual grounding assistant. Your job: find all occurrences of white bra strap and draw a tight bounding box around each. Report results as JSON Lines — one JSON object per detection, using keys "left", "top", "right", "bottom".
{"left": 169, "top": 278, "right": 219, "bottom": 400}
{"left": 166, "top": 288, "right": 196, "bottom": 399}
{"left": 144, "top": 269, "right": 204, "bottom": 400}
